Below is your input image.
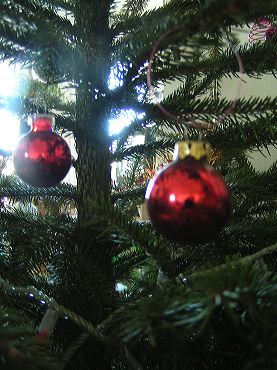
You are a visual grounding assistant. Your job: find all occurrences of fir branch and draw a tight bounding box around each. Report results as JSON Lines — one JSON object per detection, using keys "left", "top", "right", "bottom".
{"left": 0, "top": 208, "right": 76, "bottom": 278}
{"left": 0, "top": 275, "right": 105, "bottom": 343}
{"left": 61, "top": 332, "right": 91, "bottom": 368}
{"left": 112, "top": 0, "right": 277, "bottom": 96}
{"left": 0, "top": 276, "right": 144, "bottom": 370}
{"left": 0, "top": 305, "right": 59, "bottom": 370}
{"left": 0, "top": 206, "right": 75, "bottom": 238}
{"left": 12, "top": 0, "right": 73, "bottom": 27}
{"left": 0, "top": 0, "right": 276, "bottom": 368}
{"left": 112, "top": 186, "right": 145, "bottom": 203}
{"left": 0, "top": 176, "right": 76, "bottom": 204}
{"left": 0, "top": 2, "right": 76, "bottom": 82}
{"left": 121, "top": 345, "right": 144, "bottom": 370}
{"left": 50, "top": 0, "right": 74, "bottom": 11}
{"left": 112, "top": 245, "right": 147, "bottom": 280}
{"left": 222, "top": 216, "right": 277, "bottom": 250}
{"left": 207, "top": 113, "right": 277, "bottom": 152}
{"left": 0, "top": 2, "right": 72, "bottom": 50}
{"left": 104, "top": 257, "right": 277, "bottom": 348}
{"left": 112, "top": 139, "right": 175, "bottom": 162}
{"left": 0, "top": 94, "right": 76, "bottom": 124}
{"left": 148, "top": 41, "right": 277, "bottom": 87}
{"left": 187, "top": 242, "right": 277, "bottom": 285}
{"left": 109, "top": 116, "right": 145, "bottom": 149}
{"left": 151, "top": 112, "right": 277, "bottom": 154}
{"left": 87, "top": 200, "right": 174, "bottom": 267}
{"left": 121, "top": 0, "right": 151, "bottom": 16}
{"left": 154, "top": 96, "right": 277, "bottom": 119}
{"left": 227, "top": 161, "right": 277, "bottom": 203}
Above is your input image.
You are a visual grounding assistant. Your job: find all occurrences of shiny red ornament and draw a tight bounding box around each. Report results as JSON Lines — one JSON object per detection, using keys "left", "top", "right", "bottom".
{"left": 13, "top": 115, "right": 71, "bottom": 187}
{"left": 145, "top": 141, "right": 231, "bottom": 243}
{"left": 265, "top": 26, "right": 277, "bottom": 40}
{"left": 249, "top": 18, "right": 276, "bottom": 43}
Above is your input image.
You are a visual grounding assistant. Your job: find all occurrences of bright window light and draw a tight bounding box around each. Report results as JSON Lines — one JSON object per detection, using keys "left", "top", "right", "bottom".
{"left": 0, "top": 61, "right": 20, "bottom": 153}
{"left": 0, "top": 109, "right": 20, "bottom": 152}
{"left": 108, "top": 63, "right": 145, "bottom": 135}
{"left": 109, "top": 109, "right": 145, "bottom": 136}
{"left": 108, "top": 63, "right": 124, "bottom": 90}
{"left": 0, "top": 60, "right": 18, "bottom": 97}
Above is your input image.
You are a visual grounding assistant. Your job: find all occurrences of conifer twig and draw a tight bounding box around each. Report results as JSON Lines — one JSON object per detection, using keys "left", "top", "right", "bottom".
{"left": 186, "top": 242, "right": 277, "bottom": 284}
{"left": 61, "top": 333, "right": 91, "bottom": 368}
{"left": 0, "top": 277, "right": 104, "bottom": 343}
{"left": 0, "top": 277, "right": 143, "bottom": 370}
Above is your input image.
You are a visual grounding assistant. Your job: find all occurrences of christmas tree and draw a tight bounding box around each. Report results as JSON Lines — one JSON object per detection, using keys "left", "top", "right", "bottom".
{"left": 0, "top": 0, "right": 277, "bottom": 369}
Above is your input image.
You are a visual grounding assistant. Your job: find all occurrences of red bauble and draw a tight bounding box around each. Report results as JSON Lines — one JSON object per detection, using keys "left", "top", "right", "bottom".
{"left": 265, "top": 26, "right": 277, "bottom": 40}
{"left": 145, "top": 141, "right": 231, "bottom": 243}
{"left": 13, "top": 115, "right": 71, "bottom": 187}
{"left": 249, "top": 18, "right": 276, "bottom": 44}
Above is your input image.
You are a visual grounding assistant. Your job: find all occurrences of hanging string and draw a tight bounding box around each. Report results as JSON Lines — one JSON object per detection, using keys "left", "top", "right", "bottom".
{"left": 147, "top": 25, "right": 245, "bottom": 133}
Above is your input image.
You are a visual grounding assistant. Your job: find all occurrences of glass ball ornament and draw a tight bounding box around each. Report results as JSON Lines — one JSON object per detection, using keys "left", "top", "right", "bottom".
{"left": 145, "top": 141, "right": 231, "bottom": 243}
{"left": 265, "top": 26, "right": 277, "bottom": 40}
{"left": 249, "top": 18, "right": 276, "bottom": 43}
{"left": 13, "top": 114, "right": 71, "bottom": 187}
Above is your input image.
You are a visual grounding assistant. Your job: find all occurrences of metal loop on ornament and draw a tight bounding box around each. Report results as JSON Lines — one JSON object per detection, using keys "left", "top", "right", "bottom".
{"left": 147, "top": 25, "right": 244, "bottom": 134}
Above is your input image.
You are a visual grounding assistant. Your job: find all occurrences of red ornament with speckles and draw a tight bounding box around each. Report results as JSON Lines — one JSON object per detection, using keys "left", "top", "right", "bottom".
{"left": 146, "top": 157, "right": 231, "bottom": 243}
{"left": 265, "top": 26, "right": 277, "bottom": 40}
{"left": 13, "top": 115, "right": 71, "bottom": 187}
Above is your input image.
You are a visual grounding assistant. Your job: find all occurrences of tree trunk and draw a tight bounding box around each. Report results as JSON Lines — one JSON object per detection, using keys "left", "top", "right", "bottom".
{"left": 63, "top": 2, "right": 114, "bottom": 369}
{"left": 75, "top": 121, "right": 111, "bottom": 222}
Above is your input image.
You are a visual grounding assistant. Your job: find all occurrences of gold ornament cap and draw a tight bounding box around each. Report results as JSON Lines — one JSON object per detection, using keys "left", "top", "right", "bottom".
{"left": 174, "top": 141, "right": 212, "bottom": 161}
